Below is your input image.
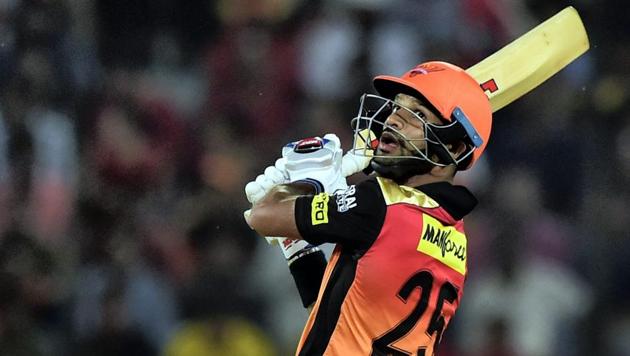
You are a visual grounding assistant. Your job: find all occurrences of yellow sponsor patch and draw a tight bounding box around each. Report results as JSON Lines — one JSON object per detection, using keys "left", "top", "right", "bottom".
{"left": 311, "top": 193, "right": 329, "bottom": 225}
{"left": 417, "top": 214, "right": 467, "bottom": 275}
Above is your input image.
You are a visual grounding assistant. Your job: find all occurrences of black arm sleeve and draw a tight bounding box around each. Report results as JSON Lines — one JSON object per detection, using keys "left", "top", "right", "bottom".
{"left": 288, "top": 249, "right": 327, "bottom": 308}
{"left": 294, "top": 178, "right": 386, "bottom": 250}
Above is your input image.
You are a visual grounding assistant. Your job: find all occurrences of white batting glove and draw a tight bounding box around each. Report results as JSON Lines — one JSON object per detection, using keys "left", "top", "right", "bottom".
{"left": 245, "top": 131, "right": 375, "bottom": 249}
{"left": 282, "top": 133, "right": 347, "bottom": 194}
{"left": 244, "top": 159, "right": 289, "bottom": 245}
{"left": 245, "top": 158, "right": 288, "bottom": 204}
{"left": 262, "top": 134, "right": 348, "bottom": 250}
{"left": 342, "top": 128, "right": 376, "bottom": 176}
{"left": 277, "top": 238, "right": 320, "bottom": 266}
{"left": 245, "top": 130, "right": 374, "bottom": 206}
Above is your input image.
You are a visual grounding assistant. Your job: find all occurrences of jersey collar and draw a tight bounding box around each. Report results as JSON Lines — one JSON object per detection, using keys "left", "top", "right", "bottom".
{"left": 416, "top": 182, "right": 477, "bottom": 220}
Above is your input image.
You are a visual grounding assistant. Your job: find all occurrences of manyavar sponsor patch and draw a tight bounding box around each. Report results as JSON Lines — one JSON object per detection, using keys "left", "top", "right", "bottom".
{"left": 311, "top": 193, "right": 329, "bottom": 225}
{"left": 417, "top": 214, "right": 467, "bottom": 275}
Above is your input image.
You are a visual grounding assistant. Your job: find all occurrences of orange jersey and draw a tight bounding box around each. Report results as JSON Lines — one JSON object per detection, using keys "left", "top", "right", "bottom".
{"left": 294, "top": 177, "right": 477, "bottom": 356}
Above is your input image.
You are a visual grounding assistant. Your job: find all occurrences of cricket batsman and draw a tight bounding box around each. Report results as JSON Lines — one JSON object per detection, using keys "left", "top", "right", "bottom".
{"left": 245, "top": 61, "right": 492, "bottom": 355}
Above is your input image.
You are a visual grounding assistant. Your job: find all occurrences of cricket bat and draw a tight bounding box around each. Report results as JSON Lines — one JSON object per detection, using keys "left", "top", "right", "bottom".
{"left": 466, "top": 6, "right": 590, "bottom": 112}
{"left": 342, "top": 6, "right": 589, "bottom": 176}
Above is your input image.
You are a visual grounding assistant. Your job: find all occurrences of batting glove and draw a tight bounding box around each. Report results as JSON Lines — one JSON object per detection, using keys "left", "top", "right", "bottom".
{"left": 282, "top": 133, "right": 348, "bottom": 194}
{"left": 245, "top": 158, "right": 289, "bottom": 204}
{"left": 262, "top": 133, "right": 348, "bottom": 252}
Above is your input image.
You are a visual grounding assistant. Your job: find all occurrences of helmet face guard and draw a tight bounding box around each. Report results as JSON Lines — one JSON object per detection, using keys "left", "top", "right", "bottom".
{"left": 350, "top": 94, "right": 482, "bottom": 170}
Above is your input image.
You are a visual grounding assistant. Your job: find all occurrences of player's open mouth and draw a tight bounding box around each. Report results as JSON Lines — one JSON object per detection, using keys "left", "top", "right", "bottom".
{"left": 378, "top": 131, "right": 400, "bottom": 153}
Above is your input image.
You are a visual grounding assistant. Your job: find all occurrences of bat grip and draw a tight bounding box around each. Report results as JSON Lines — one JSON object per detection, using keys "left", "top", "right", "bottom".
{"left": 341, "top": 151, "right": 372, "bottom": 177}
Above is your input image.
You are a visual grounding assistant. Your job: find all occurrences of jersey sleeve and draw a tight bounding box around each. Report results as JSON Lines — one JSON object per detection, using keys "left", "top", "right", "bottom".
{"left": 288, "top": 249, "right": 327, "bottom": 308}
{"left": 294, "top": 178, "right": 386, "bottom": 250}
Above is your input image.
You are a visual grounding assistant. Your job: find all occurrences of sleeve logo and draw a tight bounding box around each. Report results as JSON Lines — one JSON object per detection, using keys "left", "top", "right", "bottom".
{"left": 417, "top": 214, "right": 467, "bottom": 275}
{"left": 311, "top": 193, "right": 329, "bottom": 225}
{"left": 335, "top": 185, "right": 357, "bottom": 213}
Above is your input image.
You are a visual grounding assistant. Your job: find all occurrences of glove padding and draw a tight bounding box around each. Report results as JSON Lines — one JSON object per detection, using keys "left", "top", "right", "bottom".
{"left": 278, "top": 238, "right": 319, "bottom": 266}
{"left": 282, "top": 133, "right": 347, "bottom": 194}
{"left": 245, "top": 158, "right": 288, "bottom": 204}
{"left": 244, "top": 159, "right": 289, "bottom": 245}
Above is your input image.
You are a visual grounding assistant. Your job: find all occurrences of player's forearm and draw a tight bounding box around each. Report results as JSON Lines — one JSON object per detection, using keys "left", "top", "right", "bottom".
{"left": 267, "top": 182, "right": 316, "bottom": 202}
{"left": 247, "top": 183, "right": 315, "bottom": 238}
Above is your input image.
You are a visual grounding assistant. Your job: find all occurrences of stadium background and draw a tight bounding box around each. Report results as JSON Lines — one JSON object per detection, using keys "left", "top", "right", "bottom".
{"left": 0, "top": 0, "right": 628, "bottom": 355}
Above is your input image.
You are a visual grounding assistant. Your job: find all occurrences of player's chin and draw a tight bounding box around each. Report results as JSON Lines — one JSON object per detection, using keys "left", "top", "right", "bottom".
{"left": 372, "top": 155, "right": 405, "bottom": 166}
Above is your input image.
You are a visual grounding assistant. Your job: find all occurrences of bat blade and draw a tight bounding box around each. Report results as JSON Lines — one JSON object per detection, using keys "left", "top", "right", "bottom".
{"left": 466, "top": 6, "right": 590, "bottom": 113}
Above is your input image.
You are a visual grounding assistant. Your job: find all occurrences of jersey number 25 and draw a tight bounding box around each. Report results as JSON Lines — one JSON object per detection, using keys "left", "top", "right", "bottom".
{"left": 371, "top": 270, "right": 458, "bottom": 356}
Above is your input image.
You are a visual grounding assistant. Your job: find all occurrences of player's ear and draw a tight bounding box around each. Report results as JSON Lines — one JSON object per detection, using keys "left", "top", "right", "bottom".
{"left": 450, "top": 142, "right": 468, "bottom": 159}
{"left": 430, "top": 142, "right": 467, "bottom": 178}
{"left": 430, "top": 161, "right": 457, "bottom": 178}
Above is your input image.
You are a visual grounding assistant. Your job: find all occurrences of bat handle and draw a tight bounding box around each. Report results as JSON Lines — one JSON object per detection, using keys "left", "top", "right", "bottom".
{"left": 341, "top": 128, "right": 376, "bottom": 177}
{"left": 341, "top": 151, "right": 372, "bottom": 177}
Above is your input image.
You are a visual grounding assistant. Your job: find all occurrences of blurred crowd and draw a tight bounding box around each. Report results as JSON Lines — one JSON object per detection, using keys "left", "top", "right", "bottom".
{"left": 0, "top": 0, "right": 628, "bottom": 355}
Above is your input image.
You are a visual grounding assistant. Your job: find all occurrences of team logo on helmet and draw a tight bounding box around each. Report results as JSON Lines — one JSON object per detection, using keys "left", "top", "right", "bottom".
{"left": 409, "top": 63, "right": 446, "bottom": 77}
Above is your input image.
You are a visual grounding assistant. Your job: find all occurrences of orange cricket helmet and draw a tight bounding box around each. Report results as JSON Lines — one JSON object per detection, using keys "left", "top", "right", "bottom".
{"left": 373, "top": 61, "right": 492, "bottom": 169}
